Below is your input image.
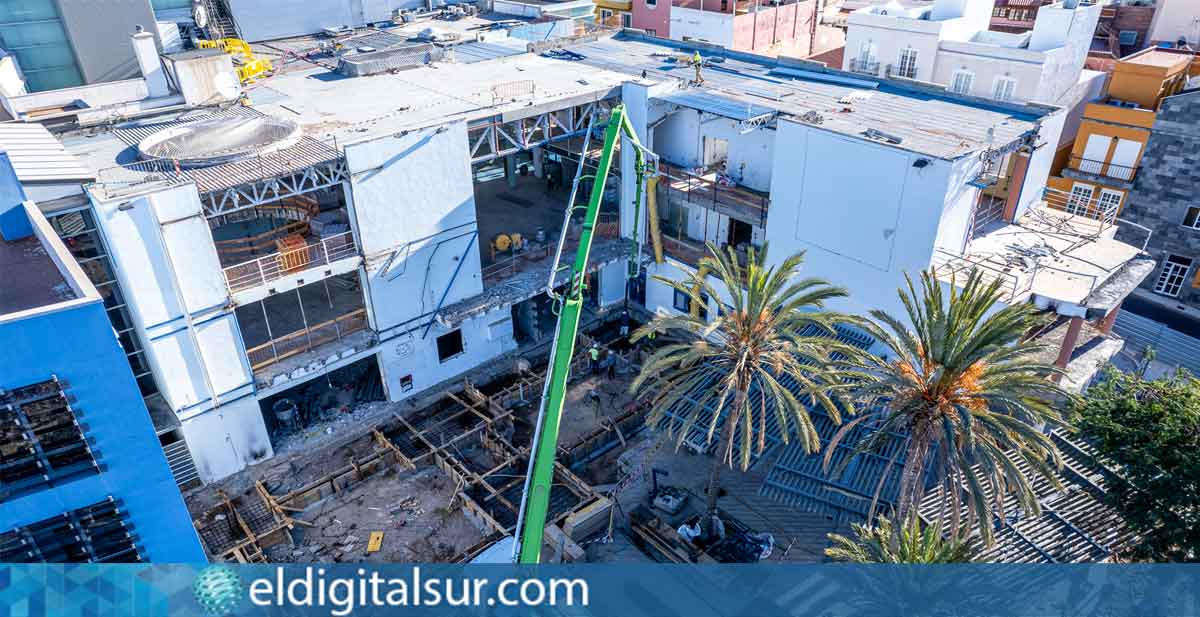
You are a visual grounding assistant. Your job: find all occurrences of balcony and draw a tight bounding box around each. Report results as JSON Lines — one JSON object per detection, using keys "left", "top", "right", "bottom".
{"left": 848, "top": 58, "right": 880, "bottom": 76}
{"left": 222, "top": 231, "right": 358, "bottom": 294}
{"left": 658, "top": 161, "right": 769, "bottom": 227}
{"left": 245, "top": 308, "right": 369, "bottom": 372}
{"left": 1069, "top": 155, "right": 1138, "bottom": 183}
{"left": 1043, "top": 187, "right": 1122, "bottom": 225}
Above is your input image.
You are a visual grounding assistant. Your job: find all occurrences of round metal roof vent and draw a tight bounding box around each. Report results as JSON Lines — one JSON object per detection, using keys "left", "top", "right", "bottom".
{"left": 137, "top": 114, "right": 302, "bottom": 168}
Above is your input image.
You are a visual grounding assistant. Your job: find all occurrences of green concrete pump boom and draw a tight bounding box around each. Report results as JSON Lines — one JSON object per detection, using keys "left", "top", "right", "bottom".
{"left": 512, "top": 104, "right": 649, "bottom": 564}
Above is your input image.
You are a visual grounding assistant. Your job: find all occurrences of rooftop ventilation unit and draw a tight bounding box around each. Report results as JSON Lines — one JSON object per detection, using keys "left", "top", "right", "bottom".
{"left": 137, "top": 114, "right": 302, "bottom": 168}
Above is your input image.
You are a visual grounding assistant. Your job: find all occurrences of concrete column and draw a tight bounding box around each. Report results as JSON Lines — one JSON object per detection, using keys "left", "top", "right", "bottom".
{"left": 532, "top": 147, "right": 544, "bottom": 178}
{"left": 1098, "top": 307, "right": 1120, "bottom": 335}
{"left": 504, "top": 154, "right": 518, "bottom": 189}
{"left": 1001, "top": 151, "right": 1031, "bottom": 223}
{"left": 1054, "top": 316, "right": 1084, "bottom": 373}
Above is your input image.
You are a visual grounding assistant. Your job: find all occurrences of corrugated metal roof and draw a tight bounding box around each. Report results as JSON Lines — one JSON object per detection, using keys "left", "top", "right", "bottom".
{"left": 567, "top": 34, "right": 1046, "bottom": 159}
{"left": 452, "top": 40, "right": 529, "bottom": 64}
{"left": 0, "top": 123, "right": 94, "bottom": 183}
{"left": 918, "top": 431, "right": 1135, "bottom": 563}
{"left": 658, "top": 90, "right": 777, "bottom": 122}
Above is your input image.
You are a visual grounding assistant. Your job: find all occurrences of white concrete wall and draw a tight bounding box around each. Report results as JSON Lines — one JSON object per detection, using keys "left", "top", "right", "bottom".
{"left": 648, "top": 105, "right": 774, "bottom": 192}
{"left": 843, "top": 20, "right": 942, "bottom": 80}
{"left": 934, "top": 155, "right": 985, "bottom": 256}
{"left": 598, "top": 261, "right": 627, "bottom": 307}
{"left": 932, "top": 45, "right": 1046, "bottom": 101}
{"left": 345, "top": 121, "right": 482, "bottom": 338}
{"left": 669, "top": 7, "right": 735, "bottom": 47}
{"left": 1014, "top": 110, "right": 1066, "bottom": 220}
{"left": 763, "top": 120, "right": 958, "bottom": 316}
{"left": 1149, "top": 0, "right": 1200, "bottom": 46}
{"left": 376, "top": 306, "right": 516, "bottom": 400}
{"left": 91, "top": 184, "right": 269, "bottom": 482}
{"left": 228, "top": 0, "right": 424, "bottom": 41}
{"left": 180, "top": 395, "right": 272, "bottom": 483}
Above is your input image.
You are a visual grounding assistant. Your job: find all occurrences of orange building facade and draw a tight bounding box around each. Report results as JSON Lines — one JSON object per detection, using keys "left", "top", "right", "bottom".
{"left": 1046, "top": 47, "right": 1198, "bottom": 222}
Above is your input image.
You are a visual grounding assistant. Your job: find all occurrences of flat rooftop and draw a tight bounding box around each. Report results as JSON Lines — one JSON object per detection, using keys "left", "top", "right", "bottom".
{"left": 0, "top": 232, "right": 76, "bottom": 316}
{"left": 936, "top": 204, "right": 1154, "bottom": 310}
{"left": 1121, "top": 48, "right": 1195, "bottom": 70}
{"left": 565, "top": 33, "right": 1046, "bottom": 159}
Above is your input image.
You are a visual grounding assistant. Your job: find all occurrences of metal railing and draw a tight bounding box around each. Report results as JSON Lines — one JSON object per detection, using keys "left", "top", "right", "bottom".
{"left": 245, "top": 308, "right": 369, "bottom": 371}
{"left": 930, "top": 248, "right": 1032, "bottom": 304}
{"left": 659, "top": 162, "right": 769, "bottom": 228}
{"left": 1070, "top": 155, "right": 1137, "bottom": 182}
{"left": 223, "top": 231, "right": 358, "bottom": 294}
{"left": 886, "top": 62, "right": 918, "bottom": 79}
{"left": 1043, "top": 187, "right": 1121, "bottom": 226}
{"left": 848, "top": 58, "right": 880, "bottom": 76}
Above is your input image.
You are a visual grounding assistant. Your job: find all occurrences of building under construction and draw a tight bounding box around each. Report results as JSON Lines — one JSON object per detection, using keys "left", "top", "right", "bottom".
{"left": 0, "top": 15, "right": 1155, "bottom": 563}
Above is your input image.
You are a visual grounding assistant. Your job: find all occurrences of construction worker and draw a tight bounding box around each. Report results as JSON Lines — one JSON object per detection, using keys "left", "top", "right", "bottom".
{"left": 589, "top": 342, "right": 601, "bottom": 374}
{"left": 692, "top": 51, "right": 704, "bottom": 85}
{"left": 619, "top": 310, "right": 631, "bottom": 339}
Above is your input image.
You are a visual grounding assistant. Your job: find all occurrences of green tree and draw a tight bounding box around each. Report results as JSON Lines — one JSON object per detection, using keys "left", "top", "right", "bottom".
{"left": 1073, "top": 369, "right": 1200, "bottom": 561}
{"left": 630, "top": 244, "right": 857, "bottom": 533}
{"left": 825, "top": 514, "right": 975, "bottom": 563}
{"left": 827, "top": 269, "right": 1069, "bottom": 543}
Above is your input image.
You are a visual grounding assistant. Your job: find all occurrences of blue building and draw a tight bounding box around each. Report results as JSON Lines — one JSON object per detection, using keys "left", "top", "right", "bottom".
{"left": 0, "top": 150, "right": 204, "bottom": 562}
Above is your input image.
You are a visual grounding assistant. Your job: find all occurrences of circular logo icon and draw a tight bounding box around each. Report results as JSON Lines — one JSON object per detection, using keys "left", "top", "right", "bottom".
{"left": 192, "top": 565, "right": 244, "bottom": 616}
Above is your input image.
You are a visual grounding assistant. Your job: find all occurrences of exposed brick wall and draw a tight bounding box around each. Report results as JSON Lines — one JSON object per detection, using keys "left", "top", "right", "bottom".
{"left": 1116, "top": 91, "right": 1200, "bottom": 307}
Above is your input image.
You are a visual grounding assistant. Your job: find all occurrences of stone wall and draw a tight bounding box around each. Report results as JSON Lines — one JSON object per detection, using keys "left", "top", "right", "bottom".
{"left": 1117, "top": 90, "right": 1200, "bottom": 307}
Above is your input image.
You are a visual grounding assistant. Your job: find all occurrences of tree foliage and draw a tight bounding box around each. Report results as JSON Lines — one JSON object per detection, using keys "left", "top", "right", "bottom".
{"left": 828, "top": 269, "right": 1070, "bottom": 543}
{"left": 1073, "top": 369, "right": 1200, "bottom": 562}
{"left": 630, "top": 244, "right": 858, "bottom": 524}
{"left": 825, "top": 514, "right": 976, "bottom": 563}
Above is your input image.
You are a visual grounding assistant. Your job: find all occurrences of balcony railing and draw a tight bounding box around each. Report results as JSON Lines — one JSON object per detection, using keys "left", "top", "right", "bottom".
{"left": 223, "top": 231, "right": 358, "bottom": 294}
{"left": 658, "top": 162, "right": 769, "bottom": 227}
{"left": 1043, "top": 187, "right": 1121, "bottom": 226}
{"left": 848, "top": 58, "right": 880, "bottom": 76}
{"left": 1070, "top": 155, "right": 1137, "bottom": 182}
{"left": 886, "top": 62, "right": 918, "bottom": 79}
{"left": 245, "top": 308, "right": 369, "bottom": 371}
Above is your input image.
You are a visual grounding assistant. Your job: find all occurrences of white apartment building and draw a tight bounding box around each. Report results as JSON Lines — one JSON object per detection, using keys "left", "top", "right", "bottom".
{"left": 11, "top": 29, "right": 1152, "bottom": 485}
{"left": 842, "top": 0, "right": 1101, "bottom": 105}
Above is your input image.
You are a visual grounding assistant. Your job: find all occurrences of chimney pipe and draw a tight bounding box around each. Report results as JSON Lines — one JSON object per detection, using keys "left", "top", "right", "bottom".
{"left": 131, "top": 27, "right": 170, "bottom": 99}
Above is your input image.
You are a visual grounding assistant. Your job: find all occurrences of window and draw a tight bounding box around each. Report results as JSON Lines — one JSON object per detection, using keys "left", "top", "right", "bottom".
{"left": 46, "top": 210, "right": 162, "bottom": 402}
{"left": 1096, "top": 189, "right": 1124, "bottom": 222}
{"left": 673, "top": 289, "right": 692, "bottom": 313}
{"left": 672, "top": 290, "right": 709, "bottom": 320}
{"left": 1183, "top": 206, "right": 1200, "bottom": 230}
{"left": 853, "top": 41, "right": 878, "bottom": 74}
{"left": 0, "top": 498, "right": 140, "bottom": 563}
{"left": 646, "top": 0, "right": 657, "bottom": 8}
{"left": 896, "top": 48, "right": 918, "bottom": 79}
{"left": 992, "top": 76, "right": 1017, "bottom": 102}
{"left": 600, "top": 8, "right": 612, "bottom": 23}
{"left": 622, "top": 12, "right": 632, "bottom": 28}
{"left": 950, "top": 70, "right": 974, "bottom": 95}
{"left": 0, "top": 377, "right": 98, "bottom": 498}
{"left": 436, "top": 329, "right": 464, "bottom": 362}
{"left": 0, "top": 0, "right": 84, "bottom": 92}
{"left": 1065, "top": 183, "right": 1095, "bottom": 217}
{"left": 1154, "top": 255, "right": 1193, "bottom": 297}
{"left": 399, "top": 375, "right": 413, "bottom": 392}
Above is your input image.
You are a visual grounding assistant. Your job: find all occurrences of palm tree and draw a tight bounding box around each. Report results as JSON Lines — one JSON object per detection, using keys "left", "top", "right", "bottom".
{"left": 630, "top": 243, "right": 858, "bottom": 534}
{"left": 825, "top": 514, "right": 975, "bottom": 563}
{"left": 826, "top": 268, "right": 1069, "bottom": 544}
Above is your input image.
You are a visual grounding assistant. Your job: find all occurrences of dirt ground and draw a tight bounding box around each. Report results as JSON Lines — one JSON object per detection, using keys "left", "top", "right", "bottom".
{"left": 265, "top": 466, "right": 486, "bottom": 563}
